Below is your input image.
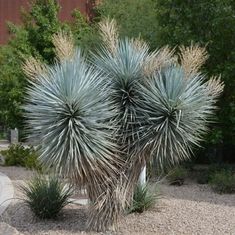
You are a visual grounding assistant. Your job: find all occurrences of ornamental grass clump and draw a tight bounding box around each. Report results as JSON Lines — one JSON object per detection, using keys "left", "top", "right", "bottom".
{"left": 21, "top": 175, "right": 73, "bottom": 219}
{"left": 209, "top": 170, "right": 235, "bottom": 194}
{"left": 128, "top": 183, "right": 159, "bottom": 213}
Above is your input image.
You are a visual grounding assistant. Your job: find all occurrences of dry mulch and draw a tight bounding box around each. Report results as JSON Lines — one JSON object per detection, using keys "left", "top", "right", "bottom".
{"left": 0, "top": 166, "right": 235, "bottom": 235}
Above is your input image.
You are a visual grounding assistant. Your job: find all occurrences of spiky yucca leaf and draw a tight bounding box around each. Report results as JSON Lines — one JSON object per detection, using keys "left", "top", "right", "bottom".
{"left": 93, "top": 38, "right": 152, "bottom": 204}
{"left": 23, "top": 18, "right": 224, "bottom": 231}
{"left": 95, "top": 19, "right": 224, "bottom": 217}
{"left": 25, "top": 50, "right": 119, "bottom": 178}
{"left": 24, "top": 49, "right": 123, "bottom": 231}
{"left": 137, "top": 66, "right": 222, "bottom": 168}
{"left": 94, "top": 39, "right": 148, "bottom": 154}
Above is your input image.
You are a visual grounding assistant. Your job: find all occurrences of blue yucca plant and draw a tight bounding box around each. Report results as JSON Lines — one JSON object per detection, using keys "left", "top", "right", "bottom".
{"left": 23, "top": 23, "right": 223, "bottom": 231}
{"left": 95, "top": 19, "right": 223, "bottom": 200}
{"left": 23, "top": 41, "right": 123, "bottom": 231}
{"left": 137, "top": 67, "right": 218, "bottom": 166}
{"left": 24, "top": 50, "right": 120, "bottom": 180}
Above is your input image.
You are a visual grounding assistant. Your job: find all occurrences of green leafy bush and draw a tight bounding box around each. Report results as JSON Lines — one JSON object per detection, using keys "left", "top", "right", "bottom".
{"left": 167, "top": 167, "right": 188, "bottom": 186}
{"left": 1, "top": 144, "right": 41, "bottom": 170}
{"left": 197, "top": 171, "right": 210, "bottom": 184}
{"left": 128, "top": 183, "right": 159, "bottom": 213}
{"left": 209, "top": 170, "right": 235, "bottom": 194}
{"left": 96, "top": 0, "right": 158, "bottom": 50}
{"left": 21, "top": 175, "right": 73, "bottom": 219}
{"left": 197, "top": 164, "right": 234, "bottom": 184}
{"left": 24, "top": 150, "right": 41, "bottom": 170}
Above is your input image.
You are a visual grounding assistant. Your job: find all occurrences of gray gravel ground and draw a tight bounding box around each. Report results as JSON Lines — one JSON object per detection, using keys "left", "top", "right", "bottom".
{"left": 0, "top": 166, "right": 235, "bottom": 235}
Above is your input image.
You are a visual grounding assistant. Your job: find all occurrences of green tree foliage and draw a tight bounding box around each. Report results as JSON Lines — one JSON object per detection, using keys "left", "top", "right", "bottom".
{"left": 70, "top": 9, "right": 101, "bottom": 51}
{"left": 20, "top": 0, "right": 62, "bottom": 62}
{"left": 0, "top": 45, "right": 25, "bottom": 129}
{"left": 0, "top": 0, "right": 97, "bottom": 129}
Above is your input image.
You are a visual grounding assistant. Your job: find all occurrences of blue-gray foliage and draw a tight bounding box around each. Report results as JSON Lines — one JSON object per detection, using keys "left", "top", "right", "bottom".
{"left": 137, "top": 67, "right": 216, "bottom": 167}
{"left": 24, "top": 50, "right": 119, "bottom": 181}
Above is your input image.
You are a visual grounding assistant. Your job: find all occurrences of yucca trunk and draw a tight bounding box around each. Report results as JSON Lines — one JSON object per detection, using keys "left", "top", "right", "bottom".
{"left": 139, "top": 162, "right": 147, "bottom": 186}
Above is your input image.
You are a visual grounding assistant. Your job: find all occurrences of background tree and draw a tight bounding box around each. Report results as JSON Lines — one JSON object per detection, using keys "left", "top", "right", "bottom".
{"left": 0, "top": 0, "right": 98, "bottom": 132}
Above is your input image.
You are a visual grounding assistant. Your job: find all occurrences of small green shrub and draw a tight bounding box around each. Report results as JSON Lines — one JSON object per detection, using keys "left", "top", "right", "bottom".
{"left": 197, "top": 171, "right": 210, "bottom": 184}
{"left": 128, "top": 183, "right": 159, "bottom": 213}
{"left": 1, "top": 144, "right": 41, "bottom": 170}
{"left": 197, "top": 164, "right": 234, "bottom": 185}
{"left": 209, "top": 170, "right": 235, "bottom": 194}
{"left": 1, "top": 144, "right": 25, "bottom": 166}
{"left": 21, "top": 175, "right": 73, "bottom": 219}
{"left": 24, "top": 149, "right": 41, "bottom": 170}
{"left": 208, "top": 164, "right": 233, "bottom": 174}
{"left": 0, "top": 131, "right": 7, "bottom": 140}
{"left": 167, "top": 167, "right": 188, "bottom": 186}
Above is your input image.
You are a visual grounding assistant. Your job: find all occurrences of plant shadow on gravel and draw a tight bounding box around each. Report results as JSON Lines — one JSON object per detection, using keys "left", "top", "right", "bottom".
{"left": 1, "top": 201, "right": 88, "bottom": 234}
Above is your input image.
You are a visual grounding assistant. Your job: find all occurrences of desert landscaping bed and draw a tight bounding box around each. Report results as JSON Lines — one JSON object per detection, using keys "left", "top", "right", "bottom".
{"left": 0, "top": 166, "right": 234, "bottom": 235}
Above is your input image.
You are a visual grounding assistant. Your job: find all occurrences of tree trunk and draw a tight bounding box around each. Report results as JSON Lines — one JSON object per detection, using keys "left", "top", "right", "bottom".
{"left": 138, "top": 164, "right": 146, "bottom": 186}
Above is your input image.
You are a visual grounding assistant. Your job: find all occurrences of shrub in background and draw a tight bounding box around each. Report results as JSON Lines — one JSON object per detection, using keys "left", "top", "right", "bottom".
{"left": 1, "top": 144, "right": 41, "bottom": 171}
{"left": 24, "top": 148, "right": 41, "bottom": 171}
{"left": 1, "top": 144, "right": 28, "bottom": 166}
{"left": 167, "top": 167, "right": 188, "bottom": 186}
{"left": 197, "top": 164, "right": 234, "bottom": 185}
{"left": 209, "top": 170, "right": 235, "bottom": 194}
{"left": 96, "top": 0, "right": 158, "bottom": 50}
{"left": 196, "top": 170, "right": 210, "bottom": 185}
{"left": 21, "top": 175, "right": 73, "bottom": 219}
{"left": 128, "top": 183, "right": 159, "bottom": 214}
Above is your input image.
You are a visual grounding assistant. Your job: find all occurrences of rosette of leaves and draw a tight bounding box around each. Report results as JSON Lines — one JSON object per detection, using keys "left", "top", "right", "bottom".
{"left": 23, "top": 34, "right": 123, "bottom": 231}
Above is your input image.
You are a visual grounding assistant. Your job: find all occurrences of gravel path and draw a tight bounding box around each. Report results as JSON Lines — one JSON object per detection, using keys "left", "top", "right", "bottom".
{"left": 0, "top": 166, "right": 235, "bottom": 235}
{"left": 0, "top": 166, "right": 34, "bottom": 180}
{"left": 0, "top": 172, "right": 14, "bottom": 216}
